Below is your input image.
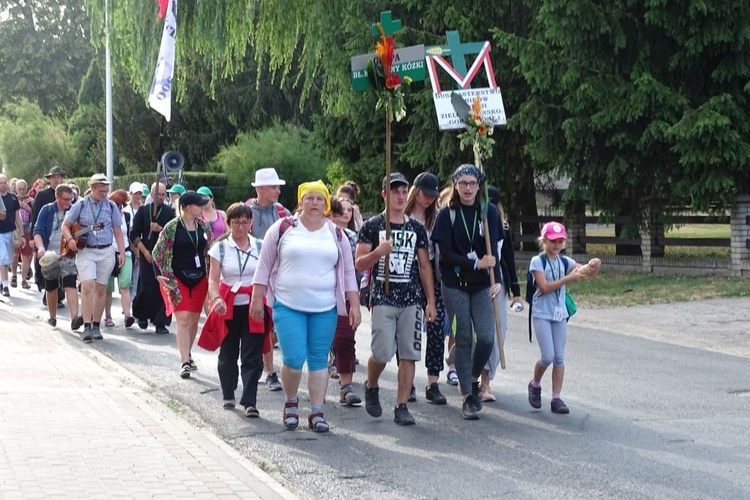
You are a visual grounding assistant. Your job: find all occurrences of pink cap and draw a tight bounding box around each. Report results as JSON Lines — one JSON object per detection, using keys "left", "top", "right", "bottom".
{"left": 541, "top": 222, "right": 567, "bottom": 240}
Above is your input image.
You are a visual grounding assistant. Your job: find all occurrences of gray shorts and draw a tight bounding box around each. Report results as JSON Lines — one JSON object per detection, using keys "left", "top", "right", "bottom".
{"left": 370, "top": 304, "right": 423, "bottom": 363}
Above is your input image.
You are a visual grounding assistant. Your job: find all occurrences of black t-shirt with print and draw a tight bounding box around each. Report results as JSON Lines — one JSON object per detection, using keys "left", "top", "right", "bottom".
{"left": 0, "top": 193, "right": 19, "bottom": 233}
{"left": 357, "top": 213, "right": 428, "bottom": 307}
{"left": 431, "top": 203, "right": 501, "bottom": 292}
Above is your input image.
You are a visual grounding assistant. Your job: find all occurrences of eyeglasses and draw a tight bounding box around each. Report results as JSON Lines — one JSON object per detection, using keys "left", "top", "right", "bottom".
{"left": 230, "top": 220, "right": 251, "bottom": 226}
{"left": 59, "top": 197, "right": 73, "bottom": 202}
{"left": 457, "top": 181, "right": 479, "bottom": 188}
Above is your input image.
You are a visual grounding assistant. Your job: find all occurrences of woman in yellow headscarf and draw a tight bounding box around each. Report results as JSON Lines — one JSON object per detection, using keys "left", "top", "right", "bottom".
{"left": 251, "top": 180, "right": 361, "bottom": 433}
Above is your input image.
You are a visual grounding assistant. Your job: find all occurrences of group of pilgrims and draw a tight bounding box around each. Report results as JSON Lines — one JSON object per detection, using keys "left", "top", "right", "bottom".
{"left": 1, "top": 162, "right": 597, "bottom": 432}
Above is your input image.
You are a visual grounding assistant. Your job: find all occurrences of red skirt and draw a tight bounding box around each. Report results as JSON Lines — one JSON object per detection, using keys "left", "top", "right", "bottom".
{"left": 174, "top": 276, "right": 209, "bottom": 313}
{"left": 14, "top": 231, "right": 34, "bottom": 257}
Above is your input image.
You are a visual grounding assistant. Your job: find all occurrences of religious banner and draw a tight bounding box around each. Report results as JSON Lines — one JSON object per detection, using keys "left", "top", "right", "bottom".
{"left": 425, "top": 32, "right": 507, "bottom": 131}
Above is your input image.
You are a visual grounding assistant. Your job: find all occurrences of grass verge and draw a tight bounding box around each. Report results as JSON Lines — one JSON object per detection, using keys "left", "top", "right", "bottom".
{"left": 523, "top": 271, "right": 750, "bottom": 308}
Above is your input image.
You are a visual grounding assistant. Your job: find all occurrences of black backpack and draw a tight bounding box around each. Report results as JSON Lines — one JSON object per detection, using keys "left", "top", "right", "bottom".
{"left": 526, "top": 253, "right": 569, "bottom": 342}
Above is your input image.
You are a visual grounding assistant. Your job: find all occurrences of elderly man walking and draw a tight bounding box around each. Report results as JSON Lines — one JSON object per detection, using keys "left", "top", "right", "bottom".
{"left": 61, "top": 174, "right": 126, "bottom": 343}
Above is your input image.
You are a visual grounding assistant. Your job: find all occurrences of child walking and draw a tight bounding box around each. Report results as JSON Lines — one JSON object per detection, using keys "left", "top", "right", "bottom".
{"left": 527, "top": 222, "right": 582, "bottom": 414}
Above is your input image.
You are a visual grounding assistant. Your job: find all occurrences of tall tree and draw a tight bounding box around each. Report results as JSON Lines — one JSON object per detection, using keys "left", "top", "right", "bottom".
{"left": 0, "top": 0, "right": 94, "bottom": 117}
{"left": 493, "top": 0, "right": 750, "bottom": 230}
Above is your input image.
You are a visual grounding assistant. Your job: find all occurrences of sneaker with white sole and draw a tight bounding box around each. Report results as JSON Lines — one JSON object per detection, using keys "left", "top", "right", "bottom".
{"left": 179, "top": 363, "right": 191, "bottom": 379}
{"left": 265, "top": 372, "right": 282, "bottom": 391}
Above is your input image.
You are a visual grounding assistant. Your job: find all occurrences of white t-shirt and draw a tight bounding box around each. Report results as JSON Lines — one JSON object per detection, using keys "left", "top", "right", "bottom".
{"left": 207, "top": 235, "right": 261, "bottom": 306}
{"left": 274, "top": 223, "right": 338, "bottom": 312}
{"left": 111, "top": 211, "right": 131, "bottom": 254}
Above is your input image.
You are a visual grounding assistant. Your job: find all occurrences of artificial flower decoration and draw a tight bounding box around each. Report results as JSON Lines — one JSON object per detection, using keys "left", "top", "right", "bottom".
{"left": 367, "top": 23, "right": 411, "bottom": 122}
{"left": 451, "top": 93, "right": 496, "bottom": 161}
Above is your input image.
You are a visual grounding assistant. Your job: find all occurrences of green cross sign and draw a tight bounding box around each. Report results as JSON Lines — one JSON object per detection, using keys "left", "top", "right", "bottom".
{"left": 372, "top": 11, "right": 401, "bottom": 37}
{"left": 351, "top": 11, "right": 426, "bottom": 91}
{"left": 425, "top": 31, "right": 486, "bottom": 84}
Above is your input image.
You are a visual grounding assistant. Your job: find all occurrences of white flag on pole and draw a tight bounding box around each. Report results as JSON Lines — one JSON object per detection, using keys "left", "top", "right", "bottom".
{"left": 148, "top": 0, "right": 177, "bottom": 121}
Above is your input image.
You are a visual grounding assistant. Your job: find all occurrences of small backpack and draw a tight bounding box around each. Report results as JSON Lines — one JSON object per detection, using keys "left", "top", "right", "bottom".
{"left": 526, "top": 253, "right": 570, "bottom": 342}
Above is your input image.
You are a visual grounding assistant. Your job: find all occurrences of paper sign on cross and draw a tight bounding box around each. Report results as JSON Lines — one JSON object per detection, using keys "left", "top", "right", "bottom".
{"left": 425, "top": 31, "right": 507, "bottom": 130}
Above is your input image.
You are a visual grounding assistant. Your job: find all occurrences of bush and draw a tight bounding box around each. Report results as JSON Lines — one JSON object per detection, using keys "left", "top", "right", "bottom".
{"left": 212, "top": 123, "right": 327, "bottom": 209}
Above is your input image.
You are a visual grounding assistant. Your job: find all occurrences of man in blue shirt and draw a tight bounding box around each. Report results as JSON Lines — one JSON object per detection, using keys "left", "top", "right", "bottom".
{"left": 61, "top": 174, "right": 126, "bottom": 343}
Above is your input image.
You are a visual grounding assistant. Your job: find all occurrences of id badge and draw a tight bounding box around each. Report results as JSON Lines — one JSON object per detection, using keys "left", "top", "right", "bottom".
{"left": 230, "top": 281, "right": 241, "bottom": 293}
{"left": 553, "top": 307, "right": 563, "bottom": 322}
{"left": 194, "top": 255, "right": 201, "bottom": 268}
{"left": 467, "top": 251, "right": 478, "bottom": 260}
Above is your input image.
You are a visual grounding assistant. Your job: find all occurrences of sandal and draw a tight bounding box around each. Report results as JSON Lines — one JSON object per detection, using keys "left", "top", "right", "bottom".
{"left": 283, "top": 398, "right": 299, "bottom": 430}
{"left": 10, "top": 275, "right": 17, "bottom": 288}
{"left": 308, "top": 412, "right": 329, "bottom": 433}
{"left": 339, "top": 385, "right": 362, "bottom": 406}
{"left": 104, "top": 317, "right": 115, "bottom": 327}
{"left": 21, "top": 281, "right": 30, "bottom": 290}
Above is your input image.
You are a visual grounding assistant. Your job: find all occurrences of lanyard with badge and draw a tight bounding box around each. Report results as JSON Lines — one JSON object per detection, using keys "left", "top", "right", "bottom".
{"left": 181, "top": 219, "right": 202, "bottom": 268}
{"left": 550, "top": 257, "right": 564, "bottom": 321}
{"left": 231, "top": 245, "right": 254, "bottom": 293}
{"left": 459, "top": 206, "right": 479, "bottom": 261}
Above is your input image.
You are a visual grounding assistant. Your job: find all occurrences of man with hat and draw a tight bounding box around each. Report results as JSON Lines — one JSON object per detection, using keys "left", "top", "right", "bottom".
{"left": 247, "top": 167, "right": 291, "bottom": 392}
{"left": 61, "top": 174, "right": 126, "bottom": 343}
{"left": 131, "top": 181, "right": 176, "bottom": 334}
{"left": 356, "top": 172, "right": 437, "bottom": 426}
{"left": 0, "top": 174, "right": 24, "bottom": 297}
{"left": 31, "top": 166, "right": 65, "bottom": 234}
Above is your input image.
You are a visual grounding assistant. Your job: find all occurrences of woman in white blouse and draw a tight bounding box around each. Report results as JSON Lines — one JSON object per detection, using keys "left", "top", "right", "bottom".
{"left": 200, "top": 203, "right": 270, "bottom": 417}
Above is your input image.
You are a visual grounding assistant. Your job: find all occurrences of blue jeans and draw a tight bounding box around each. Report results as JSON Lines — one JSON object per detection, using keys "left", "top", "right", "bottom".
{"left": 272, "top": 301, "right": 338, "bottom": 371}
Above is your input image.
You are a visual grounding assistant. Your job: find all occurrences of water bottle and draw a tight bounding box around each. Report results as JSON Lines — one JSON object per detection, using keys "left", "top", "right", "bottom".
{"left": 512, "top": 302, "right": 524, "bottom": 313}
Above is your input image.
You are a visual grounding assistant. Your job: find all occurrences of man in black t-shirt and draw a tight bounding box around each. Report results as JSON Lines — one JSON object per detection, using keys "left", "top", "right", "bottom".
{"left": 0, "top": 174, "right": 23, "bottom": 297}
{"left": 356, "top": 173, "right": 437, "bottom": 426}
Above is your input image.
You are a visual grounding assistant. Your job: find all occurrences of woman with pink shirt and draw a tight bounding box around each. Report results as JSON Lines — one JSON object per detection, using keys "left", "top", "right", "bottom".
{"left": 250, "top": 180, "right": 360, "bottom": 433}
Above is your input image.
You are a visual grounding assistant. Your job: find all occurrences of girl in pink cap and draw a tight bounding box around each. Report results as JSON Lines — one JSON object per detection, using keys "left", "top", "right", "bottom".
{"left": 527, "top": 221, "right": 582, "bottom": 414}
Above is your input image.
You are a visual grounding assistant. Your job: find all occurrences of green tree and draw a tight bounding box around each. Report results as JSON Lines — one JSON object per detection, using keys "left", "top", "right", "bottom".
{"left": 0, "top": 0, "right": 95, "bottom": 116}
{"left": 493, "top": 0, "right": 750, "bottom": 230}
{"left": 0, "top": 99, "right": 73, "bottom": 180}
{"left": 212, "top": 123, "right": 328, "bottom": 207}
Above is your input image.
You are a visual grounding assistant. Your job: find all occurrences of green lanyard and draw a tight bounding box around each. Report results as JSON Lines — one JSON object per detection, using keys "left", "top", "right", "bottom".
{"left": 235, "top": 247, "right": 252, "bottom": 277}
{"left": 149, "top": 206, "right": 163, "bottom": 225}
{"left": 89, "top": 199, "right": 103, "bottom": 224}
{"left": 181, "top": 219, "right": 199, "bottom": 254}
{"left": 458, "top": 206, "right": 477, "bottom": 246}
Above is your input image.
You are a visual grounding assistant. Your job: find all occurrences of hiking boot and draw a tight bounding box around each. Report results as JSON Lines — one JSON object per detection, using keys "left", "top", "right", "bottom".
{"left": 364, "top": 382, "right": 382, "bottom": 418}
{"left": 71, "top": 316, "right": 84, "bottom": 331}
{"left": 461, "top": 395, "right": 480, "bottom": 420}
{"left": 265, "top": 372, "right": 282, "bottom": 391}
{"left": 393, "top": 404, "right": 415, "bottom": 426}
{"left": 551, "top": 398, "right": 570, "bottom": 414}
{"left": 425, "top": 383, "right": 447, "bottom": 405}
{"left": 528, "top": 381, "right": 542, "bottom": 409}
{"left": 408, "top": 386, "right": 417, "bottom": 403}
{"left": 80, "top": 325, "right": 92, "bottom": 344}
{"left": 91, "top": 326, "right": 103, "bottom": 340}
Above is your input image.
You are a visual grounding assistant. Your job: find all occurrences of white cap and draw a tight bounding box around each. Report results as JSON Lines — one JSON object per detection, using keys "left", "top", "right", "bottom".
{"left": 129, "top": 181, "right": 144, "bottom": 193}
{"left": 251, "top": 168, "right": 286, "bottom": 187}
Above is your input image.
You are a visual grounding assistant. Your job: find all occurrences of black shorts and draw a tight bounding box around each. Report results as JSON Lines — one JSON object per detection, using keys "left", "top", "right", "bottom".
{"left": 45, "top": 274, "right": 76, "bottom": 292}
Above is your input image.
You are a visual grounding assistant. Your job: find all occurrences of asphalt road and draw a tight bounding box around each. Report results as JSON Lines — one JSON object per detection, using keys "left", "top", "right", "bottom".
{"left": 2, "top": 286, "right": 749, "bottom": 499}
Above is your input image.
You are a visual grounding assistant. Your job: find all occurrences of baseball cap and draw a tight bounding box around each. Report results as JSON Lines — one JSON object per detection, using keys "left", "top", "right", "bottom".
{"left": 196, "top": 186, "right": 213, "bottom": 198}
{"left": 179, "top": 191, "right": 210, "bottom": 208}
{"left": 167, "top": 184, "right": 185, "bottom": 194}
{"left": 487, "top": 185, "right": 501, "bottom": 205}
{"left": 541, "top": 222, "right": 567, "bottom": 241}
{"left": 382, "top": 172, "right": 409, "bottom": 191}
{"left": 413, "top": 172, "right": 440, "bottom": 197}
{"left": 129, "top": 181, "right": 144, "bottom": 194}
